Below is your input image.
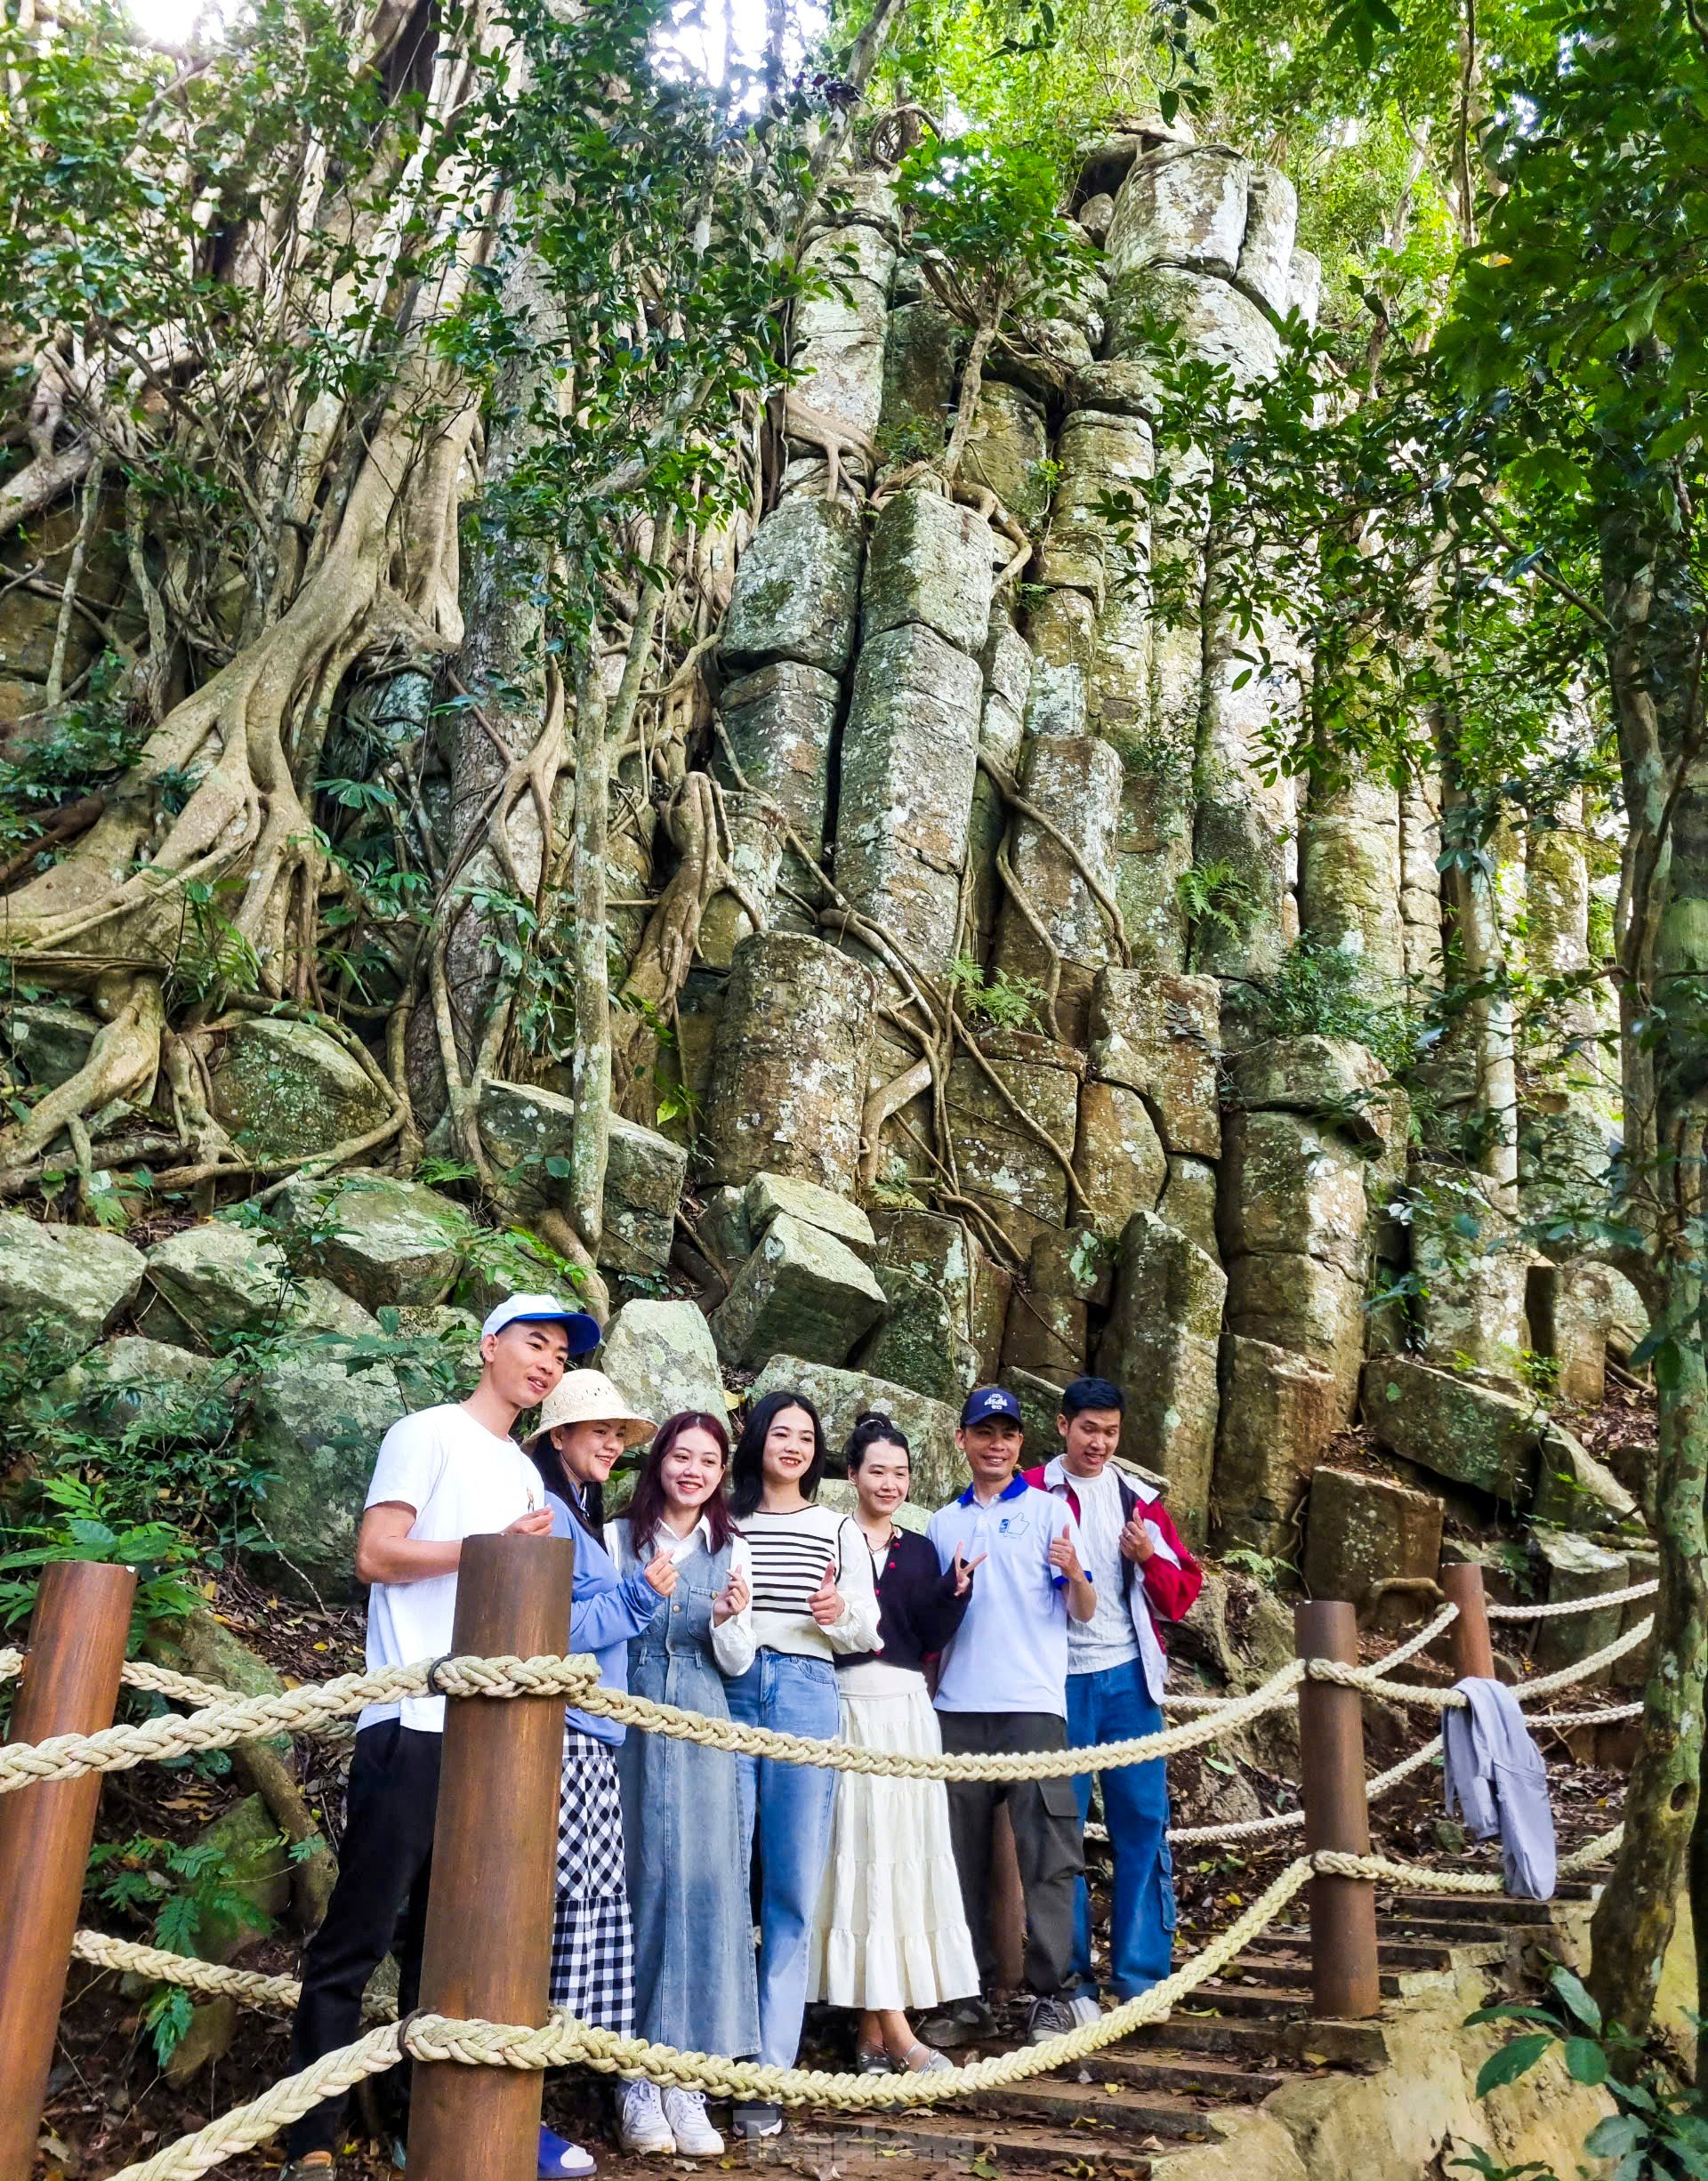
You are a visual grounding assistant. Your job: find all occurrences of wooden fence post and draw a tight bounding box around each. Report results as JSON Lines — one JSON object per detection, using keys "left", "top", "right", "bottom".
{"left": 0, "top": 1559, "right": 137, "bottom": 2181}
{"left": 1295, "top": 1599, "right": 1381, "bottom": 2021}
{"left": 407, "top": 1530, "right": 576, "bottom": 2181}
{"left": 1440, "top": 1561, "right": 1496, "bottom": 1680}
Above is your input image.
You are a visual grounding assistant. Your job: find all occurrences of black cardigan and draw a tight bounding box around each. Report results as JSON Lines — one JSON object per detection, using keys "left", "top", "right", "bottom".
{"left": 839, "top": 1527, "right": 971, "bottom": 1675}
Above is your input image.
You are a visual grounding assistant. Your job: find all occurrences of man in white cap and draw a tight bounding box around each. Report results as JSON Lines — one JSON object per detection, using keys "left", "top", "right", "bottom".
{"left": 281, "top": 1292, "right": 600, "bottom": 2181}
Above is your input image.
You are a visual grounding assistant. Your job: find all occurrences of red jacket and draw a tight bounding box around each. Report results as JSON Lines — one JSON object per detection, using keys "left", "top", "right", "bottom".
{"left": 1022, "top": 1461, "right": 1204, "bottom": 1656}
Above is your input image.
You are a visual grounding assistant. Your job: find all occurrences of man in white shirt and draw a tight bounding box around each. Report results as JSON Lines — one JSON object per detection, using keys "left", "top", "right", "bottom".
{"left": 922, "top": 1386, "right": 1095, "bottom": 2047}
{"left": 282, "top": 1292, "right": 599, "bottom": 2181}
{"left": 1027, "top": 1377, "right": 1204, "bottom": 2017}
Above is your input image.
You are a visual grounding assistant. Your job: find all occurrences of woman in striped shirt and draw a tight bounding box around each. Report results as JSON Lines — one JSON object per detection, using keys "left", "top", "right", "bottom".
{"left": 727, "top": 1390, "right": 880, "bottom": 2138}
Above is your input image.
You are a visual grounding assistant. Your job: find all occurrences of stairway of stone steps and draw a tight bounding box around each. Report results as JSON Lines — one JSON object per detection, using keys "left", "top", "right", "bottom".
{"left": 761, "top": 1864, "right": 1617, "bottom": 2176}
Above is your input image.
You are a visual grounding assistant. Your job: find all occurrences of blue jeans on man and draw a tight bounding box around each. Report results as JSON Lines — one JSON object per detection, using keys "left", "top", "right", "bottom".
{"left": 1067, "top": 1658, "right": 1175, "bottom": 1999}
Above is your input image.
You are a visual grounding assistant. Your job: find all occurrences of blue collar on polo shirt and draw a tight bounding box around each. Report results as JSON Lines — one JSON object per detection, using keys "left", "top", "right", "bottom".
{"left": 955, "top": 1474, "right": 1032, "bottom": 1508}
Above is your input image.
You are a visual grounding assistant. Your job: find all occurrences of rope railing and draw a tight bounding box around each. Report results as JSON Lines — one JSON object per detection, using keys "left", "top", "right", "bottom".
{"left": 1487, "top": 1577, "right": 1657, "bottom": 1620}
{"left": 0, "top": 1608, "right": 1656, "bottom": 1798}
{"left": 76, "top": 1822, "right": 1629, "bottom": 2181}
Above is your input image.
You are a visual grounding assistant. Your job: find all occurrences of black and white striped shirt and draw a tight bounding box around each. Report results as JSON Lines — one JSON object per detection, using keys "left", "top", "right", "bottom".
{"left": 736, "top": 1504, "right": 882, "bottom": 1660}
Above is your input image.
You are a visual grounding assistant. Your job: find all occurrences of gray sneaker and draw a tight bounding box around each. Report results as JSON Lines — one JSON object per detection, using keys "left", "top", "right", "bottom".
{"left": 1026, "top": 1994, "right": 1077, "bottom": 2045}
{"left": 915, "top": 1999, "right": 997, "bottom": 2048}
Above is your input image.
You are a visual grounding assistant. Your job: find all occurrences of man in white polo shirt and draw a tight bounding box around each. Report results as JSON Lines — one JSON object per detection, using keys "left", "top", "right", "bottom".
{"left": 922, "top": 1386, "right": 1095, "bottom": 2046}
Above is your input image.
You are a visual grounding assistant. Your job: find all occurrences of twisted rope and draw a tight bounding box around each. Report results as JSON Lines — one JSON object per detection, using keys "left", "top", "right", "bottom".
{"left": 98, "top": 1859, "right": 1316, "bottom": 2181}
{"left": 1307, "top": 1614, "right": 1653, "bottom": 1707}
{"left": 1488, "top": 1579, "right": 1657, "bottom": 1622}
{"left": 0, "top": 1654, "right": 604, "bottom": 1796}
{"left": 1317, "top": 1824, "right": 1624, "bottom": 1893}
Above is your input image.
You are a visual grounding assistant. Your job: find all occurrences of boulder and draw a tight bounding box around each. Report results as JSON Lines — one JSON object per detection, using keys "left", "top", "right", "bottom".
{"left": 1213, "top": 1335, "right": 1339, "bottom": 1558}
{"left": 716, "top": 659, "right": 838, "bottom": 908}
{"left": 1225, "top": 1251, "right": 1366, "bottom": 1420}
{"left": 710, "top": 1214, "right": 887, "bottom": 1370}
{"left": 141, "top": 1221, "right": 294, "bottom": 1348}
{"left": 993, "top": 736, "right": 1124, "bottom": 1042}
{"left": 878, "top": 298, "right": 958, "bottom": 447}
{"left": 1107, "top": 145, "right": 1250, "bottom": 282}
{"left": 745, "top": 1171, "right": 875, "bottom": 1259}
{"left": 720, "top": 494, "right": 864, "bottom": 674}
{"left": 183, "top": 1794, "right": 291, "bottom": 1962}
{"left": 1105, "top": 265, "right": 1282, "bottom": 386}
{"left": 1227, "top": 1035, "right": 1395, "bottom": 1148}
{"left": 1303, "top": 1467, "right": 1444, "bottom": 1616}
{"left": 4, "top": 999, "right": 100, "bottom": 1090}
{"left": 1000, "top": 1364, "right": 1074, "bottom": 1453}
{"left": 946, "top": 1033, "right": 1084, "bottom": 1257}
{"left": 37, "top": 1337, "right": 231, "bottom": 1437}
{"left": 1532, "top": 1422, "right": 1640, "bottom": 1533}
{"left": 1532, "top": 1530, "right": 1631, "bottom": 1686}
{"left": 273, "top": 1171, "right": 471, "bottom": 1310}
{"left": 1236, "top": 165, "right": 1300, "bottom": 312}
{"left": 1074, "top": 1081, "right": 1167, "bottom": 1237}
{"left": 1003, "top": 1227, "right": 1109, "bottom": 1380}
{"left": 861, "top": 487, "right": 995, "bottom": 656}
{"left": 705, "top": 934, "right": 877, "bottom": 1196}
{"left": 600, "top": 1298, "right": 728, "bottom": 1426}
{"left": 1095, "top": 1211, "right": 1226, "bottom": 1543}
{"left": 1158, "top": 1154, "right": 1219, "bottom": 1262}
{"left": 961, "top": 382, "right": 1053, "bottom": 526}
{"left": 1217, "top": 1111, "right": 1369, "bottom": 1280}
{"left": 205, "top": 1017, "right": 392, "bottom": 1166}
{"left": 250, "top": 1350, "right": 409, "bottom": 1600}
{"left": 746, "top": 1354, "right": 964, "bottom": 1507}
{"left": 857, "top": 1264, "right": 971, "bottom": 1405}
{"left": 1088, "top": 969, "right": 1221, "bottom": 1158}
{"left": 0, "top": 1211, "right": 144, "bottom": 1364}
{"left": 836, "top": 620, "right": 983, "bottom": 968}
{"left": 601, "top": 1117, "right": 689, "bottom": 1276}
{"left": 1361, "top": 1356, "right": 1541, "bottom": 1502}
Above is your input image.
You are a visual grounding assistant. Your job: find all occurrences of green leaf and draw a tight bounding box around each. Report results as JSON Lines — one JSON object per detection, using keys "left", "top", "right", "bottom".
{"left": 1583, "top": 2114, "right": 1647, "bottom": 2159}
{"left": 1561, "top": 2036, "right": 1607, "bottom": 2086}
{"left": 1548, "top": 1967, "right": 1602, "bottom": 2034}
{"left": 1475, "top": 2034, "right": 1554, "bottom": 2096}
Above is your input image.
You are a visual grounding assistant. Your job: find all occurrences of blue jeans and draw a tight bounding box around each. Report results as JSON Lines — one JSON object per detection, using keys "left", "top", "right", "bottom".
{"left": 727, "top": 1650, "right": 840, "bottom": 2068}
{"left": 1068, "top": 1659, "right": 1176, "bottom": 2000}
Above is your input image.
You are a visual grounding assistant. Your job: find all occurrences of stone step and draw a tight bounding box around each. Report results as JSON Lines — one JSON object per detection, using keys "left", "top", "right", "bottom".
{"left": 1214, "top": 1952, "right": 1411, "bottom": 2000}
{"left": 1245, "top": 1929, "right": 1461, "bottom": 1971}
{"left": 783, "top": 2114, "right": 1156, "bottom": 2171}
{"left": 1382, "top": 1891, "right": 1560, "bottom": 1926}
{"left": 957, "top": 2075, "right": 1245, "bottom": 2141}
{"left": 1084, "top": 2048, "right": 1292, "bottom": 2100}
{"left": 1120, "top": 2010, "right": 1390, "bottom": 2070}
{"left": 1171, "top": 1979, "right": 1312, "bottom": 2018}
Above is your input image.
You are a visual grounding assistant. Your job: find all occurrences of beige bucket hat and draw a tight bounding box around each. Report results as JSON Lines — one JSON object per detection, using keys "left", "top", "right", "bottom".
{"left": 523, "top": 1370, "right": 657, "bottom": 1453}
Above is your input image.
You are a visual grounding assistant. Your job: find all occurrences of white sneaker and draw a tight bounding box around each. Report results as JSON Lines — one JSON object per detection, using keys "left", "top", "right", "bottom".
{"left": 662, "top": 2088, "right": 724, "bottom": 2156}
{"left": 1070, "top": 1994, "right": 1101, "bottom": 2028}
{"left": 617, "top": 2080, "right": 676, "bottom": 2154}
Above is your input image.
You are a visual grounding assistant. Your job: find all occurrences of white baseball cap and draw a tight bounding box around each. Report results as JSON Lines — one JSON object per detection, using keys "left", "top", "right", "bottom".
{"left": 480, "top": 1292, "right": 602, "bottom": 1356}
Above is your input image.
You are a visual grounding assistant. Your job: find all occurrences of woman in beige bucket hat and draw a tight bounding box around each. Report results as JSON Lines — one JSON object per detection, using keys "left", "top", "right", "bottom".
{"left": 520, "top": 1373, "right": 684, "bottom": 2174}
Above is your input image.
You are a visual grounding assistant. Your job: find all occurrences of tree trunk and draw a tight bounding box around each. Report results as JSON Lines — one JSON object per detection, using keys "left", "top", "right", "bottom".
{"left": 568, "top": 657, "right": 611, "bottom": 1256}
{"left": 1586, "top": 514, "right": 1708, "bottom": 2046}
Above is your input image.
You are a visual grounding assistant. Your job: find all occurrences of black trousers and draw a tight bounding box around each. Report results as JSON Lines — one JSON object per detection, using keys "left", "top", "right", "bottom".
{"left": 286, "top": 1721, "right": 442, "bottom": 2158}
{"left": 939, "top": 1710, "right": 1083, "bottom": 2000}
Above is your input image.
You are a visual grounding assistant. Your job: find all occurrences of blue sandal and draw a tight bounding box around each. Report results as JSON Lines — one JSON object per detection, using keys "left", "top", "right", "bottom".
{"left": 539, "top": 2126, "right": 596, "bottom": 2177}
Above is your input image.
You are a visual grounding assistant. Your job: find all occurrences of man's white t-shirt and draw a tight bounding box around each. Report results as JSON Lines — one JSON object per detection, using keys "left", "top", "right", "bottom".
{"left": 1066, "top": 1463, "right": 1142, "bottom": 1675}
{"left": 359, "top": 1404, "right": 546, "bottom": 1733}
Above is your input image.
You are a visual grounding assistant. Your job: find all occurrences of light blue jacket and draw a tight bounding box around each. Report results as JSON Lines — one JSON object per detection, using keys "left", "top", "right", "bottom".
{"left": 1442, "top": 1677, "right": 1557, "bottom": 1900}
{"left": 546, "top": 1490, "right": 664, "bottom": 1745}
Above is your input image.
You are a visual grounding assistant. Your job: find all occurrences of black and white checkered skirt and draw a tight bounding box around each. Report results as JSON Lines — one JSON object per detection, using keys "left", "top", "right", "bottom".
{"left": 549, "top": 1725, "right": 634, "bottom": 2033}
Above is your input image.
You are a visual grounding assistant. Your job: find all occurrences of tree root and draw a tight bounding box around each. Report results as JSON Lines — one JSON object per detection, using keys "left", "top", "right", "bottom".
{"left": 0, "top": 970, "right": 165, "bottom": 1173}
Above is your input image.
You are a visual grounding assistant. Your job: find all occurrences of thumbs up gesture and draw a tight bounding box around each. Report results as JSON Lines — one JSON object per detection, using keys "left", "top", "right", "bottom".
{"left": 1048, "top": 1525, "right": 1084, "bottom": 1581}
{"left": 809, "top": 1564, "right": 845, "bottom": 1626}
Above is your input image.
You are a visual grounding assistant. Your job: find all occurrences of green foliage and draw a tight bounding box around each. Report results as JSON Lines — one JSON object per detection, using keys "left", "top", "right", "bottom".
{"left": 1456, "top": 1962, "right": 1708, "bottom": 2181}
{"left": 1249, "top": 939, "right": 1422, "bottom": 1075}
{"left": 0, "top": 1476, "right": 203, "bottom": 1632}
{"left": 0, "top": 653, "right": 140, "bottom": 870}
{"left": 87, "top": 1831, "right": 279, "bottom": 2062}
{"left": 947, "top": 952, "right": 1046, "bottom": 1030}
{"left": 1176, "top": 859, "right": 1261, "bottom": 943}
{"left": 1221, "top": 1545, "right": 1299, "bottom": 1589}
